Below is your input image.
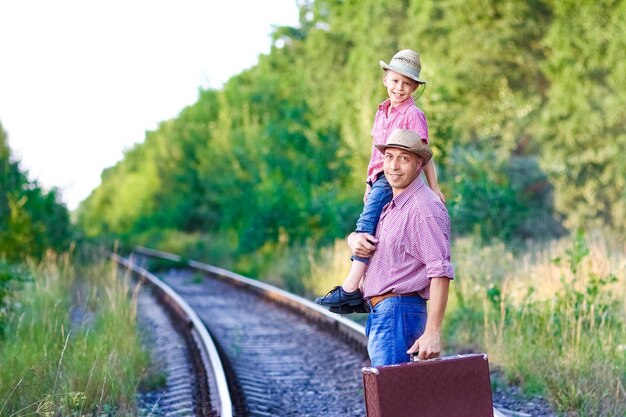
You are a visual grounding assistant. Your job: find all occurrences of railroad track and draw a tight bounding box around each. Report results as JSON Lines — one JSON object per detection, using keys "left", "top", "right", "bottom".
{"left": 114, "top": 247, "right": 511, "bottom": 417}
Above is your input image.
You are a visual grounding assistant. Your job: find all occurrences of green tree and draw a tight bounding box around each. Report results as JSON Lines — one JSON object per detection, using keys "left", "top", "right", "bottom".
{"left": 77, "top": 0, "right": 624, "bottom": 256}
{"left": 0, "top": 121, "right": 72, "bottom": 261}
{"left": 540, "top": 0, "right": 626, "bottom": 234}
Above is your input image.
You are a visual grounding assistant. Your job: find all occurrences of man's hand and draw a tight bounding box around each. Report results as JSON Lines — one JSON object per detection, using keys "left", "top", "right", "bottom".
{"left": 347, "top": 232, "right": 378, "bottom": 259}
{"left": 407, "top": 329, "right": 441, "bottom": 360}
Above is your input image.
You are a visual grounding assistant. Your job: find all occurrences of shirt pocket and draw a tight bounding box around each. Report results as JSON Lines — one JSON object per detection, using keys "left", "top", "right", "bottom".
{"left": 381, "top": 238, "right": 409, "bottom": 267}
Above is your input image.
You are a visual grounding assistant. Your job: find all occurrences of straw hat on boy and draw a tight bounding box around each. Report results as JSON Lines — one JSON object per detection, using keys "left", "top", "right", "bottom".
{"left": 379, "top": 49, "right": 427, "bottom": 84}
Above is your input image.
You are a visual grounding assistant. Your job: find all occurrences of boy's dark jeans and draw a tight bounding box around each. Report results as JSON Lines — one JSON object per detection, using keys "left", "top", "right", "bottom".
{"left": 353, "top": 174, "right": 392, "bottom": 263}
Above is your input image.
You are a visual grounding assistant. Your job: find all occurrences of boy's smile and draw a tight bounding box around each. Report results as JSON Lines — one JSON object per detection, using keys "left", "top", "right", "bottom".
{"left": 383, "top": 70, "right": 419, "bottom": 108}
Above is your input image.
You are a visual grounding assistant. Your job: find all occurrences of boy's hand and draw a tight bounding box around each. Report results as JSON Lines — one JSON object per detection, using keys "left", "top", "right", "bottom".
{"left": 433, "top": 188, "right": 446, "bottom": 204}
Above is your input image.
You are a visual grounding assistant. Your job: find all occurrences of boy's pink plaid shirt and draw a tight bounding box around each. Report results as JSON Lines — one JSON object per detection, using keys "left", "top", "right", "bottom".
{"left": 367, "top": 96, "right": 429, "bottom": 184}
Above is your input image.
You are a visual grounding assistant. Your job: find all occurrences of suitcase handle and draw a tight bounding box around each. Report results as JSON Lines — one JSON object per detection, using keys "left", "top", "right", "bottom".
{"left": 410, "top": 353, "right": 441, "bottom": 363}
{"left": 411, "top": 353, "right": 489, "bottom": 362}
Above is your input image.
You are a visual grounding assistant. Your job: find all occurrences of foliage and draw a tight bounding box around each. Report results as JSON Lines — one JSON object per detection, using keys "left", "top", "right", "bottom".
{"left": 75, "top": 0, "right": 625, "bottom": 266}
{"left": 448, "top": 146, "right": 563, "bottom": 242}
{"left": 445, "top": 231, "right": 625, "bottom": 417}
{"left": 0, "top": 121, "right": 72, "bottom": 262}
{"left": 0, "top": 251, "right": 150, "bottom": 416}
{"left": 539, "top": 0, "right": 626, "bottom": 232}
{"left": 77, "top": 63, "right": 359, "bottom": 256}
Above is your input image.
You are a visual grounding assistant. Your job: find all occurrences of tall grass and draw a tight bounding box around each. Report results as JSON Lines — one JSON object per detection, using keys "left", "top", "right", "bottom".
{"left": 305, "top": 238, "right": 353, "bottom": 297}
{"left": 0, "top": 251, "right": 150, "bottom": 416}
{"left": 449, "top": 231, "right": 625, "bottom": 417}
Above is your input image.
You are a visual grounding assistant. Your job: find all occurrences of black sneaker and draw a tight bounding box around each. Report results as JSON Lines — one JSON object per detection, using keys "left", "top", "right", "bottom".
{"left": 329, "top": 302, "right": 368, "bottom": 315}
{"left": 315, "top": 286, "right": 363, "bottom": 308}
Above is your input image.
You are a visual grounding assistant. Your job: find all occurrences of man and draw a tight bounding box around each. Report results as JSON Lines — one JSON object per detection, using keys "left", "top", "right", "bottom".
{"left": 347, "top": 128, "right": 454, "bottom": 366}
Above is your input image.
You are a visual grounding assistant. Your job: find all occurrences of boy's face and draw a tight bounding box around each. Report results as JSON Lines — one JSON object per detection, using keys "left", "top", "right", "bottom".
{"left": 383, "top": 70, "right": 419, "bottom": 107}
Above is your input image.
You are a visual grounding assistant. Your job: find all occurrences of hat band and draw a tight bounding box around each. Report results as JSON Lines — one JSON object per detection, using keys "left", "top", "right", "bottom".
{"left": 393, "top": 56, "right": 418, "bottom": 66}
{"left": 389, "top": 61, "right": 421, "bottom": 78}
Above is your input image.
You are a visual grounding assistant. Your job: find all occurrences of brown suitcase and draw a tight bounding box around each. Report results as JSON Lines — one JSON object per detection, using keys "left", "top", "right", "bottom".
{"left": 362, "top": 353, "right": 494, "bottom": 417}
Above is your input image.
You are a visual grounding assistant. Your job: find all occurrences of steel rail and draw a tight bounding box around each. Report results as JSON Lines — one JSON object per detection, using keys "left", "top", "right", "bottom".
{"left": 111, "top": 253, "right": 233, "bottom": 417}
{"left": 133, "top": 246, "right": 509, "bottom": 417}
{"left": 134, "top": 246, "right": 368, "bottom": 349}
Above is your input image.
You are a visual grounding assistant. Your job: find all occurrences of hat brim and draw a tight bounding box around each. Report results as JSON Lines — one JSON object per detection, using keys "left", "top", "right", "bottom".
{"left": 380, "top": 60, "right": 427, "bottom": 84}
{"left": 374, "top": 143, "right": 433, "bottom": 166}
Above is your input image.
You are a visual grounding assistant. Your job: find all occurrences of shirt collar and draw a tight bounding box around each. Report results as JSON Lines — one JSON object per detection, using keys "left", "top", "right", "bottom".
{"left": 391, "top": 176, "right": 425, "bottom": 209}
{"left": 379, "top": 96, "right": 416, "bottom": 114}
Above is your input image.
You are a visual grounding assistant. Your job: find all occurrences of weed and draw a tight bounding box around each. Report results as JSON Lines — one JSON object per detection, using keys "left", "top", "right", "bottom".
{"left": 0, "top": 251, "right": 151, "bottom": 416}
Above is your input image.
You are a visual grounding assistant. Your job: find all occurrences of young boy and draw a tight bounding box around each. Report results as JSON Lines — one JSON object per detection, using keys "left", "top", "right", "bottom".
{"left": 315, "top": 49, "right": 444, "bottom": 313}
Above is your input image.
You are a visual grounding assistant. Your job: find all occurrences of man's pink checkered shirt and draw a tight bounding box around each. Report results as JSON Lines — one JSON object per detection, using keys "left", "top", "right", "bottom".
{"left": 367, "top": 96, "right": 429, "bottom": 184}
{"left": 361, "top": 177, "right": 454, "bottom": 300}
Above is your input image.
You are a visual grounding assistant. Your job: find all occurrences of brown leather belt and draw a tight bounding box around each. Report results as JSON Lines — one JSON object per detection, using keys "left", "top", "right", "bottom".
{"left": 368, "top": 291, "right": 421, "bottom": 308}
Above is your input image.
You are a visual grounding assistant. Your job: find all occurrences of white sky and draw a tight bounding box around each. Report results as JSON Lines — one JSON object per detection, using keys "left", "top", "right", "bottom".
{"left": 0, "top": 0, "right": 300, "bottom": 210}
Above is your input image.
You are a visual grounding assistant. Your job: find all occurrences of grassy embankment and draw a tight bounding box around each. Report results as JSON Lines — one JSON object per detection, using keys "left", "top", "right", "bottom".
{"left": 0, "top": 251, "right": 152, "bottom": 416}
{"left": 306, "top": 231, "right": 625, "bottom": 417}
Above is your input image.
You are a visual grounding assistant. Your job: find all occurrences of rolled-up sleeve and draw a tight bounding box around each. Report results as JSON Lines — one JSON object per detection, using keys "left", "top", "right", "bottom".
{"left": 417, "top": 215, "right": 455, "bottom": 280}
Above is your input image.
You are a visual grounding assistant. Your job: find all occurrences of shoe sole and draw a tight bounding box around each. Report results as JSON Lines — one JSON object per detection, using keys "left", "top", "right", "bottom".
{"left": 329, "top": 304, "right": 368, "bottom": 314}
{"left": 318, "top": 298, "right": 364, "bottom": 308}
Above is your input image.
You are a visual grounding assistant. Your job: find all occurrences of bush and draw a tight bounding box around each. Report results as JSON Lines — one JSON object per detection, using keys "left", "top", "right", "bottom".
{"left": 447, "top": 146, "right": 563, "bottom": 243}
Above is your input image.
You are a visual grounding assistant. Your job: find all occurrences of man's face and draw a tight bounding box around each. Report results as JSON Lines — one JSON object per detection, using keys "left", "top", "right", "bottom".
{"left": 383, "top": 147, "right": 423, "bottom": 192}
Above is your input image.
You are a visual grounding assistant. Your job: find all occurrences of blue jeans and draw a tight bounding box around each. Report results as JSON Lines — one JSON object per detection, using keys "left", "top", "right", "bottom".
{"left": 353, "top": 174, "right": 392, "bottom": 263}
{"left": 365, "top": 295, "right": 427, "bottom": 366}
